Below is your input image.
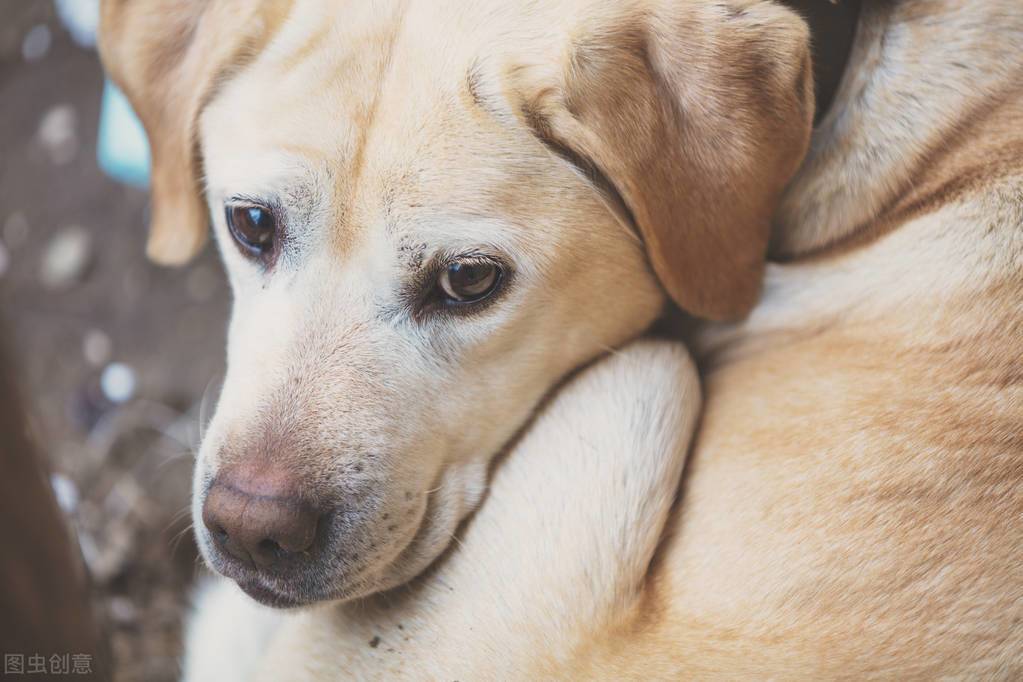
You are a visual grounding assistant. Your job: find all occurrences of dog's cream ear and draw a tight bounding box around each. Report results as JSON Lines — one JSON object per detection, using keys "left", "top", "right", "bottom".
{"left": 517, "top": 2, "right": 814, "bottom": 319}
{"left": 98, "top": 0, "right": 283, "bottom": 265}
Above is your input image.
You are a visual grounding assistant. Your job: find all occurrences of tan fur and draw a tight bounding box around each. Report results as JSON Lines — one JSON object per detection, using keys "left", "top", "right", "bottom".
{"left": 100, "top": 0, "right": 809, "bottom": 610}
{"left": 510, "top": 0, "right": 813, "bottom": 318}
{"left": 630, "top": 0, "right": 1023, "bottom": 676}
{"left": 99, "top": 0, "right": 1023, "bottom": 678}
{"left": 101, "top": 0, "right": 811, "bottom": 316}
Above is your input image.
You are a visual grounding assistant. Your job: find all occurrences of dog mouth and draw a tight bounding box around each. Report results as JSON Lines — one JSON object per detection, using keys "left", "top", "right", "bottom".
{"left": 209, "top": 541, "right": 398, "bottom": 608}
{"left": 236, "top": 580, "right": 309, "bottom": 609}
{"left": 223, "top": 545, "right": 391, "bottom": 608}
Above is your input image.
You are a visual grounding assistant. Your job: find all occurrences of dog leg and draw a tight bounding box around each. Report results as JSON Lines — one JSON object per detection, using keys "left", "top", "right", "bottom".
{"left": 254, "top": 339, "right": 700, "bottom": 680}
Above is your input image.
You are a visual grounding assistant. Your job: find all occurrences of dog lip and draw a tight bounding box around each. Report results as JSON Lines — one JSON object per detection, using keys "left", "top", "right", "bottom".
{"left": 201, "top": 527, "right": 371, "bottom": 607}
{"left": 236, "top": 580, "right": 308, "bottom": 609}
{"left": 206, "top": 549, "right": 312, "bottom": 608}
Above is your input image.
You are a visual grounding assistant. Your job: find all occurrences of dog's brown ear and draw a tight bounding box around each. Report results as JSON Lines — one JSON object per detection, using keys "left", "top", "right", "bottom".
{"left": 98, "top": 0, "right": 282, "bottom": 265}
{"left": 517, "top": 2, "right": 813, "bottom": 319}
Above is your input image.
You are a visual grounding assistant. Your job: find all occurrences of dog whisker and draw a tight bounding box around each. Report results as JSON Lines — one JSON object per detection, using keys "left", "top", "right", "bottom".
{"left": 169, "top": 522, "right": 196, "bottom": 557}
{"left": 197, "top": 373, "right": 224, "bottom": 446}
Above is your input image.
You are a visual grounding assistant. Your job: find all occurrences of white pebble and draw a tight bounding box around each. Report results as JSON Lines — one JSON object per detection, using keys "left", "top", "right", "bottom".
{"left": 77, "top": 531, "right": 100, "bottom": 574}
{"left": 21, "top": 24, "right": 52, "bottom": 62}
{"left": 82, "top": 329, "right": 112, "bottom": 367}
{"left": 101, "top": 362, "right": 137, "bottom": 404}
{"left": 40, "top": 225, "right": 92, "bottom": 288}
{"left": 37, "top": 104, "right": 79, "bottom": 165}
{"left": 109, "top": 595, "right": 137, "bottom": 624}
{"left": 50, "top": 472, "right": 79, "bottom": 514}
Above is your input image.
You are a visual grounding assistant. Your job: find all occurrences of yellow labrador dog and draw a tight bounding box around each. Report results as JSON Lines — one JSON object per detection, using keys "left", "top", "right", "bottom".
{"left": 98, "top": 0, "right": 1023, "bottom": 678}
{"left": 101, "top": 0, "right": 809, "bottom": 607}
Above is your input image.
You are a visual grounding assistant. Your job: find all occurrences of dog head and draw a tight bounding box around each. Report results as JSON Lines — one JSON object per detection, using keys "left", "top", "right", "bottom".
{"left": 101, "top": 0, "right": 811, "bottom": 607}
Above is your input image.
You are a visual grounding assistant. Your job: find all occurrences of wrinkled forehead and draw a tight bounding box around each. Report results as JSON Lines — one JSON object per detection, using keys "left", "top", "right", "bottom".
{"left": 200, "top": 0, "right": 549, "bottom": 236}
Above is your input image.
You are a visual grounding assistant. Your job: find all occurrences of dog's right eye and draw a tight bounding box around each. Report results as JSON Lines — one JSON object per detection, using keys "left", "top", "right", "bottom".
{"left": 225, "top": 204, "right": 276, "bottom": 258}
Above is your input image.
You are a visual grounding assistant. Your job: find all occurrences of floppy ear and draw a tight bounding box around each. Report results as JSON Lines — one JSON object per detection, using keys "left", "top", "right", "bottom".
{"left": 516, "top": 1, "right": 813, "bottom": 319}
{"left": 98, "top": 0, "right": 284, "bottom": 265}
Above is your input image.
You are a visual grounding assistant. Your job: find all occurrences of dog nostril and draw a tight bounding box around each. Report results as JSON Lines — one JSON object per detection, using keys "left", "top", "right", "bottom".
{"left": 249, "top": 530, "right": 312, "bottom": 567}
{"left": 258, "top": 538, "right": 283, "bottom": 556}
{"left": 211, "top": 524, "right": 229, "bottom": 544}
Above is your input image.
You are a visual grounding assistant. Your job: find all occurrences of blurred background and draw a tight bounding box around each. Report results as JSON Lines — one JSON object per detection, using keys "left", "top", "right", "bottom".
{"left": 1, "top": 2, "right": 230, "bottom": 679}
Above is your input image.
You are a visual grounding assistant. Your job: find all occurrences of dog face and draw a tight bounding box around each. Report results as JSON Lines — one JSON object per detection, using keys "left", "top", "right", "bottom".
{"left": 100, "top": 0, "right": 812, "bottom": 607}
{"left": 194, "top": 7, "right": 666, "bottom": 603}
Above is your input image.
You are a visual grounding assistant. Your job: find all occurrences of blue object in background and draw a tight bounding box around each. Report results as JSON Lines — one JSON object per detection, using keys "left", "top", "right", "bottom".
{"left": 96, "top": 79, "right": 151, "bottom": 188}
{"left": 55, "top": 0, "right": 149, "bottom": 187}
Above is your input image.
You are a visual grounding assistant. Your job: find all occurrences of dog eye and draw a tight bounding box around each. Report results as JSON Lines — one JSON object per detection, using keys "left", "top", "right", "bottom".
{"left": 438, "top": 259, "right": 502, "bottom": 304}
{"left": 225, "top": 204, "right": 276, "bottom": 257}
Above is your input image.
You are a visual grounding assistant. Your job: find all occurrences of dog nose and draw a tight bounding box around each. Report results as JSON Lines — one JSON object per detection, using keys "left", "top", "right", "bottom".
{"left": 202, "top": 469, "right": 321, "bottom": 569}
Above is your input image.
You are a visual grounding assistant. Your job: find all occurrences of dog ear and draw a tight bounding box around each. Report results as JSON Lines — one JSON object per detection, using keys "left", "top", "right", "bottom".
{"left": 98, "top": 0, "right": 284, "bottom": 265}
{"left": 516, "top": 1, "right": 813, "bottom": 319}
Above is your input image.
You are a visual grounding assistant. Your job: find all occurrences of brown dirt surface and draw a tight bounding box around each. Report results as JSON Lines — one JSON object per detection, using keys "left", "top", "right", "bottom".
{"left": 1, "top": 3, "right": 230, "bottom": 680}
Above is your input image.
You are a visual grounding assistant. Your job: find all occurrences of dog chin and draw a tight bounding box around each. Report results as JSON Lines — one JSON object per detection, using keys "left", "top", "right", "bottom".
{"left": 236, "top": 580, "right": 309, "bottom": 609}
{"left": 234, "top": 573, "right": 383, "bottom": 609}
{"left": 203, "top": 544, "right": 403, "bottom": 609}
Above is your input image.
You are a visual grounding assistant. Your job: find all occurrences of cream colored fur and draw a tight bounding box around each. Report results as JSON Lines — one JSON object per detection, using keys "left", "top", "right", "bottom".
{"left": 184, "top": 340, "right": 700, "bottom": 681}
{"left": 95, "top": 0, "right": 1023, "bottom": 678}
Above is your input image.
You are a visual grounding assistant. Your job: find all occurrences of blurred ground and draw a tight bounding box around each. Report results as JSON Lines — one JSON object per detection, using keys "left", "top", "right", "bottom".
{"left": 1, "top": 4, "right": 230, "bottom": 680}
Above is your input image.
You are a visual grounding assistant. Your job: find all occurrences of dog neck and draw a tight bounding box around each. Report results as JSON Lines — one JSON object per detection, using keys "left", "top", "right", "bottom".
{"left": 780, "top": 0, "right": 862, "bottom": 124}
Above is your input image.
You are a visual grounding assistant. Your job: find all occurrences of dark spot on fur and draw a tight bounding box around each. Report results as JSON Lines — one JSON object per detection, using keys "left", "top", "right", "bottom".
{"left": 388, "top": 525, "right": 397, "bottom": 532}
{"left": 398, "top": 240, "right": 428, "bottom": 270}
{"left": 369, "top": 636, "right": 381, "bottom": 648}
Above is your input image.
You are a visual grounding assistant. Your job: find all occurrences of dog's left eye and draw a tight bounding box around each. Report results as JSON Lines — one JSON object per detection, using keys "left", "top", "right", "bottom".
{"left": 438, "top": 259, "right": 503, "bottom": 304}
{"left": 225, "top": 204, "right": 276, "bottom": 257}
